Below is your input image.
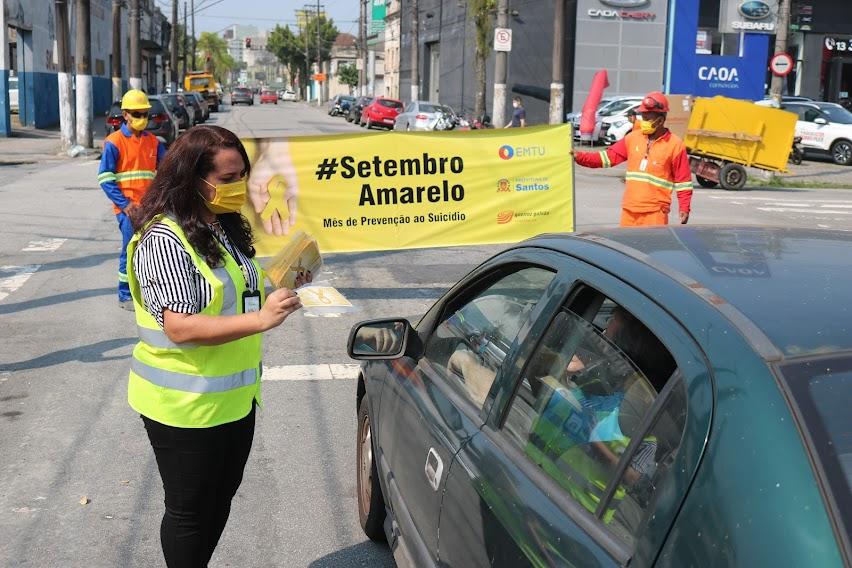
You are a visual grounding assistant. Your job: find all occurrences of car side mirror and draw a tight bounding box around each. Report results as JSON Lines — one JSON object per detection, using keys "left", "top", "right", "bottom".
{"left": 814, "top": 117, "right": 828, "bottom": 125}
{"left": 347, "top": 318, "right": 422, "bottom": 360}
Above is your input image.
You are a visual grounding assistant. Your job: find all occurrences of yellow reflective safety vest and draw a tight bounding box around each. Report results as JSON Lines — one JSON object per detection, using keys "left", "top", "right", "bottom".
{"left": 126, "top": 216, "right": 265, "bottom": 428}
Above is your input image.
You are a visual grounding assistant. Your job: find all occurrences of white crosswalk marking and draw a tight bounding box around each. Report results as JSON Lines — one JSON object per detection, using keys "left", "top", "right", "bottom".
{"left": 0, "top": 265, "right": 40, "bottom": 302}
{"left": 262, "top": 363, "right": 361, "bottom": 382}
{"left": 22, "top": 238, "right": 67, "bottom": 252}
{"left": 757, "top": 207, "right": 852, "bottom": 215}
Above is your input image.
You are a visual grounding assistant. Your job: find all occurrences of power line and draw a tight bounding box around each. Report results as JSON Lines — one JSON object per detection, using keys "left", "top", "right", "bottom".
{"left": 193, "top": 14, "right": 357, "bottom": 23}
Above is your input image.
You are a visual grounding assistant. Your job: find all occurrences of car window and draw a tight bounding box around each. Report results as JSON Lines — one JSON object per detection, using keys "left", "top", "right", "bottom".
{"left": 818, "top": 104, "right": 852, "bottom": 124}
{"left": 803, "top": 107, "right": 823, "bottom": 122}
{"left": 378, "top": 99, "right": 403, "bottom": 109}
{"left": 149, "top": 99, "right": 166, "bottom": 114}
{"left": 783, "top": 104, "right": 807, "bottom": 120}
{"left": 423, "top": 267, "right": 555, "bottom": 410}
{"left": 404, "top": 102, "right": 414, "bottom": 113}
{"left": 420, "top": 103, "right": 439, "bottom": 113}
{"left": 779, "top": 355, "right": 852, "bottom": 537}
{"left": 502, "top": 296, "right": 686, "bottom": 548}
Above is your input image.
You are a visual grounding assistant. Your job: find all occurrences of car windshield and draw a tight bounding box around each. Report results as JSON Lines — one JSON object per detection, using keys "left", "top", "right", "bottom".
{"left": 779, "top": 355, "right": 852, "bottom": 534}
{"left": 818, "top": 104, "right": 852, "bottom": 124}
{"left": 419, "top": 103, "right": 439, "bottom": 113}
{"left": 189, "top": 78, "right": 210, "bottom": 87}
{"left": 379, "top": 99, "right": 403, "bottom": 109}
{"left": 341, "top": 96, "right": 355, "bottom": 102}
{"left": 600, "top": 99, "right": 639, "bottom": 116}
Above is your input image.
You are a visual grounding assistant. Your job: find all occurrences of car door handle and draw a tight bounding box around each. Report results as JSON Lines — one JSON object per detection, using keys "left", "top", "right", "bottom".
{"left": 424, "top": 447, "right": 444, "bottom": 492}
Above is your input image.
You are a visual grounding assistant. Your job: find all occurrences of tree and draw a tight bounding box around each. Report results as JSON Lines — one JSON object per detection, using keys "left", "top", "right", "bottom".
{"left": 267, "top": 24, "right": 305, "bottom": 88}
{"left": 338, "top": 64, "right": 358, "bottom": 91}
{"left": 195, "top": 31, "right": 236, "bottom": 83}
{"left": 470, "top": 0, "right": 496, "bottom": 117}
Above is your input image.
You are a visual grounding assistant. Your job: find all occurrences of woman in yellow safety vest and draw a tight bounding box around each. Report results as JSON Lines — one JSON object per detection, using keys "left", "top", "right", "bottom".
{"left": 126, "top": 125, "right": 304, "bottom": 567}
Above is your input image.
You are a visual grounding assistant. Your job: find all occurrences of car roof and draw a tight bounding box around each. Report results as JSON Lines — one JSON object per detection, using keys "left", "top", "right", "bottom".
{"left": 526, "top": 226, "right": 852, "bottom": 360}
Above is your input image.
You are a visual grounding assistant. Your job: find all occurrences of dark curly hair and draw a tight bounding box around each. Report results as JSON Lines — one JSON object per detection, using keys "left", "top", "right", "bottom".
{"left": 131, "top": 125, "right": 255, "bottom": 267}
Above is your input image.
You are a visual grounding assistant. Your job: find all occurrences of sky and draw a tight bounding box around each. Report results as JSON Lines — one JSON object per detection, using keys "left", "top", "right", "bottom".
{"left": 161, "top": 0, "right": 361, "bottom": 38}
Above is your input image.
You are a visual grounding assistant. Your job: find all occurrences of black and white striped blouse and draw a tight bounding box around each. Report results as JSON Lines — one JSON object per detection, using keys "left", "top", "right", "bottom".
{"left": 132, "top": 221, "right": 261, "bottom": 328}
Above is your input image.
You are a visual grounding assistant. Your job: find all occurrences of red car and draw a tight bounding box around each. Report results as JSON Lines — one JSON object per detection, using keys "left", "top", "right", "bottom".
{"left": 260, "top": 90, "right": 278, "bottom": 104}
{"left": 360, "top": 97, "right": 403, "bottom": 129}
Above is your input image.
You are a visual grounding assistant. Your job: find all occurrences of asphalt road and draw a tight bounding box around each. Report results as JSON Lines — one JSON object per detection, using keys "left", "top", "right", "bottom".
{"left": 2, "top": 100, "right": 852, "bottom": 567}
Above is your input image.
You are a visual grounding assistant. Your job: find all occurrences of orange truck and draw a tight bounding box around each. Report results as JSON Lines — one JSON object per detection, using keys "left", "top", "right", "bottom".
{"left": 184, "top": 71, "right": 219, "bottom": 112}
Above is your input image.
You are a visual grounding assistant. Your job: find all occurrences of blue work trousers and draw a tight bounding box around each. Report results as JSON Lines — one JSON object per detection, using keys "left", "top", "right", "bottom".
{"left": 117, "top": 212, "right": 134, "bottom": 301}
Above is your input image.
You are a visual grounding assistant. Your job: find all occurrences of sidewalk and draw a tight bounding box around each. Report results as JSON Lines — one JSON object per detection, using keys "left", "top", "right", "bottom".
{"left": 0, "top": 115, "right": 106, "bottom": 164}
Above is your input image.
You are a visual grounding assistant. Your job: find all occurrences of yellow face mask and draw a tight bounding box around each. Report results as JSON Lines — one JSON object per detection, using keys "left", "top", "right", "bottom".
{"left": 639, "top": 119, "right": 658, "bottom": 135}
{"left": 128, "top": 116, "right": 149, "bottom": 131}
{"left": 201, "top": 177, "right": 247, "bottom": 214}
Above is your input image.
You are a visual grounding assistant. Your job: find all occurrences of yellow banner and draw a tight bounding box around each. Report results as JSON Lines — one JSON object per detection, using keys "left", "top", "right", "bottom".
{"left": 241, "top": 124, "right": 574, "bottom": 256}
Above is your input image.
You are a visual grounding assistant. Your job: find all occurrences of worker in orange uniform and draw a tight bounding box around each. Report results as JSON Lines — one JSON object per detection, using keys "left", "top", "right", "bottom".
{"left": 574, "top": 92, "right": 693, "bottom": 227}
{"left": 98, "top": 90, "right": 166, "bottom": 310}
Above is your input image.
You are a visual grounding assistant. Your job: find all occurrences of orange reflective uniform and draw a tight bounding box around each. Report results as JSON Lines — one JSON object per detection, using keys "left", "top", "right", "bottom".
{"left": 575, "top": 129, "right": 693, "bottom": 227}
{"left": 98, "top": 126, "right": 161, "bottom": 214}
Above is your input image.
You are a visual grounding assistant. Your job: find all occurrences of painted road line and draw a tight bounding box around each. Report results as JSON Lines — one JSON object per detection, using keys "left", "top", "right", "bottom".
{"left": 22, "top": 238, "right": 67, "bottom": 252}
{"left": 706, "top": 195, "right": 852, "bottom": 204}
{"left": 262, "top": 363, "right": 362, "bottom": 382}
{"left": 756, "top": 207, "right": 852, "bottom": 215}
{"left": 0, "top": 265, "right": 40, "bottom": 302}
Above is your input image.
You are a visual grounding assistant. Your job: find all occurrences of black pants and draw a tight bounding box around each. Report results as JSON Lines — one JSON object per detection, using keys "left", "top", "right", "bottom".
{"left": 142, "top": 406, "right": 255, "bottom": 568}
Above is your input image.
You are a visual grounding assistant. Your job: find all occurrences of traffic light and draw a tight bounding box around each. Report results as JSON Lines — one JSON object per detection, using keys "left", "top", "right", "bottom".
{"left": 245, "top": 37, "right": 252, "bottom": 49}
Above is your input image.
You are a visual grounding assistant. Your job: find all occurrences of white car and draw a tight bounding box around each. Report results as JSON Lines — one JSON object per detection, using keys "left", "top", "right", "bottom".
{"left": 602, "top": 102, "right": 641, "bottom": 144}
{"left": 281, "top": 89, "right": 297, "bottom": 102}
{"left": 756, "top": 100, "right": 852, "bottom": 165}
{"left": 570, "top": 96, "right": 642, "bottom": 142}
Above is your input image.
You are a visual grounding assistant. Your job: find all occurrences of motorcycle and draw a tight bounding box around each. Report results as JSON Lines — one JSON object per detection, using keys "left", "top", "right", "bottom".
{"left": 789, "top": 136, "right": 804, "bottom": 165}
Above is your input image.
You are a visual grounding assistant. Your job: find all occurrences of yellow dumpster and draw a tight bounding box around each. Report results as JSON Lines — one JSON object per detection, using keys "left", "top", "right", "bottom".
{"left": 684, "top": 96, "right": 797, "bottom": 190}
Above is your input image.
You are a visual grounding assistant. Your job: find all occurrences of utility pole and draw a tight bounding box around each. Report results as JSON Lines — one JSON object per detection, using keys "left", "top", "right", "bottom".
{"left": 169, "top": 0, "right": 178, "bottom": 92}
{"left": 769, "top": 0, "right": 792, "bottom": 106}
{"left": 492, "top": 0, "right": 508, "bottom": 127}
{"left": 549, "top": 0, "right": 565, "bottom": 124}
{"left": 359, "top": 0, "right": 367, "bottom": 96}
{"left": 55, "top": 0, "right": 76, "bottom": 149}
{"left": 191, "top": 0, "right": 196, "bottom": 70}
{"left": 316, "top": 0, "right": 322, "bottom": 104}
{"left": 112, "top": 0, "right": 122, "bottom": 101}
{"left": 75, "top": 0, "right": 93, "bottom": 147}
{"left": 129, "top": 0, "right": 141, "bottom": 89}
{"left": 182, "top": 2, "right": 188, "bottom": 79}
{"left": 410, "top": 0, "right": 419, "bottom": 102}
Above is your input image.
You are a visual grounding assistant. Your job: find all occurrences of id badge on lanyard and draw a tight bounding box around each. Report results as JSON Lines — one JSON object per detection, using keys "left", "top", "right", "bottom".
{"left": 242, "top": 289, "right": 261, "bottom": 313}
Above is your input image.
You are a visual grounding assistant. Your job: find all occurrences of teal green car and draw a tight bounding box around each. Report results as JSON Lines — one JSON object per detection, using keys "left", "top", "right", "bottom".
{"left": 348, "top": 227, "right": 851, "bottom": 567}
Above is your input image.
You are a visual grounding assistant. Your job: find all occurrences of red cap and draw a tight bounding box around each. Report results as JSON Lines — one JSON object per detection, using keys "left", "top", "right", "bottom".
{"left": 638, "top": 91, "right": 669, "bottom": 113}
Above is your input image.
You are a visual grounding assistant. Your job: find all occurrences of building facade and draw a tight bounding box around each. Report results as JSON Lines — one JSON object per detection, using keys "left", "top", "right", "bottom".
{"left": 1, "top": 0, "right": 168, "bottom": 133}
{"left": 383, "top": 0, "right": 400, "bottom": 99}
{"left": 328, "top": 33, "right": 357, "bottom": 98}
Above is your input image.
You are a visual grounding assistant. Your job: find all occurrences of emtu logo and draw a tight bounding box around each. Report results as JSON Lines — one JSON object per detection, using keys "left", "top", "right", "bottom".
{"left": 497, "top": 211, "right": 514, "bottom": 224}
{"left": 498, "top": 145, "right": 515, "bottom": 160}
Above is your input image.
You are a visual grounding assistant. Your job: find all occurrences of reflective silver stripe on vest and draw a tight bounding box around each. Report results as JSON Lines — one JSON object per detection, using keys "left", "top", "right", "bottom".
{"left": 131, "top": 357, "right": 258, "bottom": 393}
{"left": 136, "top": 325, "right": 202, "bottom": 349}
{"left": 213, "top": 267, "right": 238, "bottom": 316}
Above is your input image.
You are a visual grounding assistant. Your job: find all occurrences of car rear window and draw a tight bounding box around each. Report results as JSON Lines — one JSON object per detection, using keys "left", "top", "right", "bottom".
{"left": 379, "top": 99, "right": 403, "bottom": 109}
{"left": 262, "top": 91, "right": 274, "bottom": 95}
{"left": 235, "top": 88, "right": 251, "bottom": 94}
{"left": 779, "top": 355, "right": 852, "bottom": 536}
{"left": 149, "top": 99, "right": 166, "bottom": 114}
{"left": 419, "top": 103, "right": 439, "bottom": 113}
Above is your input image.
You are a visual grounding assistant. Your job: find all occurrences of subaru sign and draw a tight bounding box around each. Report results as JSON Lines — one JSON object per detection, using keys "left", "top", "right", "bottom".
{"left": 720, "top": 0, "right": 779, "bottom": 34}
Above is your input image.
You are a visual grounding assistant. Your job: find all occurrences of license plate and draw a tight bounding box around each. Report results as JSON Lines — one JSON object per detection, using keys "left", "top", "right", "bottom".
{"left": 383, "top": 118, "right": 394, "bottom": 124}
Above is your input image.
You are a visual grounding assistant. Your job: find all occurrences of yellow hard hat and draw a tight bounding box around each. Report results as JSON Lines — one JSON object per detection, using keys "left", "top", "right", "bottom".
{"left": 121, "top": 89, "right": 151, "bottom": 110}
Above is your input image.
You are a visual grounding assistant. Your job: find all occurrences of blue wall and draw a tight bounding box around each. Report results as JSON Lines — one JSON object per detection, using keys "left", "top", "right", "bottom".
{"left": 0, "top": 70, "right": 9, "bottom": 137}
{"left": 93, "top": 76, "right": 114, "bottom": 114}
{"left": 20, "top": 72, "right": 60, "bottom": 129}
{"left": 665, "top": 0, "right": 770, "bottom": 100}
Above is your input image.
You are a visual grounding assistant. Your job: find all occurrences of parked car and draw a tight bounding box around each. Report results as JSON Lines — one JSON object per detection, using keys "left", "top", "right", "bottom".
{"left": 394, "top": 100, "right": 444, "bottom": 131}
{"left": 347, "top": 96, "right": 373, "bottom": 123}
{"left": 183, "top": 91, "right": 206, "bottom": 124}
{"left": 185, "top": 91, "right": 210, "bottom": 121}
{"left": 756, "top": 99, "right": 852, "bottom": 165}
{"left": 602, "top": 102, "right": 641, "bottom": 144}
{"left": 231, "top": 87, "right": 254, "bottom": 106}
{"left": 329, "top": 94, "right": 356, "bottom": 116}
{"left": 260, "top": 89, "right": 278, "bottom": 104}
{"left": 104, "top": 96, "right": 178, "bottom": 146}
{"left": 570, "top": 96, "right": 643, "bottom": 142}
{"left": 348, "top": 226, "right": 852, "bottom": 568}
{"left": 160, "top": 93, "right": 194, "bottom": 130}
{"left": 360, "top": 97, "right": 403, "bottom": 129}
{"left": 9, "top": 74, "right": 18, "bottom": 113}
{"left": 281, "top": 89, "right": 298, "bottom": 102}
